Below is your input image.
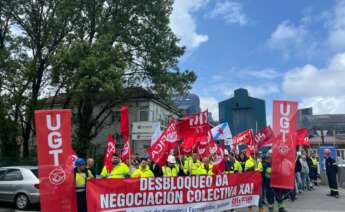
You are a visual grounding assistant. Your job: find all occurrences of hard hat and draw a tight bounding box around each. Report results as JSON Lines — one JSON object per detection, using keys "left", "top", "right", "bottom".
{"left": 297, "top": 151, "right": 302, "bottom": 156}
{"left": 224, "top": 149, "right": 229, "bottom": 155}
{"left": 266, "top": 149, "right": 272, "bottom": 156}
{"left": 75, "top": 158, "right": 86, "bottom": 167}
{"left": 167, "top": 155, "right": 176, "bottom": 164}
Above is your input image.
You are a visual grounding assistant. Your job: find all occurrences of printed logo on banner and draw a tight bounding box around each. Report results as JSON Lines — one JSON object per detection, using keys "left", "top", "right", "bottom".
{"left": 46, "top": 114, "right": 64, "bottom": 167}
{"left": 166, "top": 124, "right": 177, "bottom": 143}
{"left": 189, "top": 111, "right": 208, "bottom": 127}
{"left": 49, "top": 168, "right": 66, "bottom": 185}
{"left": 122, "top": 141, "right": 130, "bottom": 155}
{"left": 209, "top": 142, "right": 218, "bottom": 154}
{"left": 278, "top": 104, "right": 291, "bottom": 155}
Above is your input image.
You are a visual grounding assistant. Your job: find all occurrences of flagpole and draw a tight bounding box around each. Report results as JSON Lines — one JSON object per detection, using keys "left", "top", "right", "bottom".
{"left": 177, "top": 142, "right": 184, "bottom": 170}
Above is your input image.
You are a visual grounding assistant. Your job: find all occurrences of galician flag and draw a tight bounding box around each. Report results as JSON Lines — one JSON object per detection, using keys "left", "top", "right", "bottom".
{"left": 211, "top": 122, "right": 232, "bottom": 140}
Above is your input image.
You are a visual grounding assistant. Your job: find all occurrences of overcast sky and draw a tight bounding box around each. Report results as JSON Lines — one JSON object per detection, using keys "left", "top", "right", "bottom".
{"left": 170, "top": 0, "right": 345, "bottom": 122}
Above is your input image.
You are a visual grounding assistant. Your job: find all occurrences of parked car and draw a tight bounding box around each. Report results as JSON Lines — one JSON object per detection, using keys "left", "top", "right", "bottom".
{"left": 0, "top": 166, "right": 39, "bottom": 210}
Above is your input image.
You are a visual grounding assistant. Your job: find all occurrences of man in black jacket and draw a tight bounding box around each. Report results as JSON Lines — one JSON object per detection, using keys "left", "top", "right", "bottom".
{"left": 324, "top": 148, "right": 339, "bottom": 198}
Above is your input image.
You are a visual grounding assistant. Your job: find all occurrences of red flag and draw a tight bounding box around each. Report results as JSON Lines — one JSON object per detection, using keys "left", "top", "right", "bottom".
{"left": 34, "top": 110, "right": 77, "bottom": 212}
{"left": 177, "top": 110, "right": 208, "bottom": 139}
{"left": 104, "top": 134, "right": 116, "bottom": 172}
{"left": 121, "top": 139, "right": 131, "bottom": 162}
{"left": 233, "top": 129, "right": 254, "bottom": 145}
{"left": 120, "top": 106, "right": 129, "bottom": 137}
{"left": 147, "top": 118, "right": 178, "bottom": 166}
{"left": 255, "top": 126, "right": 274, "bottom": 148}
{"left": 271, "top": 100, "right": 297, "bottom": 189}
{"left": 196, "top": 144, "right": 210, "bottom": 159}
{"left": 211, "top": 144, "right": 225, "bottom": 174}
{"left": 296, "top": 128, "right": 310, "bottom": 146}
{"left": 120, "top": 106, "right": 131, "bottom": 161}
{"left": 177, "top": 111, "right": 210, "bottom": 153}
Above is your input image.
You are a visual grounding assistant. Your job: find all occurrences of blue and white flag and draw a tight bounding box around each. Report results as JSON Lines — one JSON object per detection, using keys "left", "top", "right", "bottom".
{"left": 211, "top": 122, "right": 232, "bottom": 140}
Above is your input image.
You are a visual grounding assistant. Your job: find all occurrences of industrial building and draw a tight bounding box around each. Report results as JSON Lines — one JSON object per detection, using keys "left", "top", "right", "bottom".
{"left": 298, "top": 108, "right": 345, "bottom": 150}
{"left": 219, "top": 88, "right": 266, "bottom": 136}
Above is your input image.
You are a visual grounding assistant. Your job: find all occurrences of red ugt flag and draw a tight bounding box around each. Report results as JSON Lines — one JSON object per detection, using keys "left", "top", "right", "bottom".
{"left": 34, "top": 109, "right": 77, "bottom": 212}
{"left": 177, "top": 111, "right": 210, "bottom": 153}
{"left": 104, "top": 134, "right": 116, "bottom": 172}
{"left": 147, "top": 118, "right": 178, "bottom": 166}
{"left": 120, "top": 106, "right": 131, "bottom": 161}
{"left": 177, "top": 110, "right": 208, "bottom": 139}
{"left": 255, "top": 126, "right": 274, "bottom": 148}
{"left": 233, "top": 129, "right": 254, "bottom": 145}
{"left": 271, "top": 100, "right": 298, "bottom": 189}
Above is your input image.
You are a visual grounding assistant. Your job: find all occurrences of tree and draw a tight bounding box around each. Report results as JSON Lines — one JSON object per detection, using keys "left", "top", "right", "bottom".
{"left": 3, "top": 0, "right": 82, "bottom": 157}
{"left": 1, "top": 0, "right": 197, "bottom": 157}
{"left": 51, "top": 0, "right": 196, "bottom": 155}
{"left": 0, "top": 3, "right": 20, "bottom": 159}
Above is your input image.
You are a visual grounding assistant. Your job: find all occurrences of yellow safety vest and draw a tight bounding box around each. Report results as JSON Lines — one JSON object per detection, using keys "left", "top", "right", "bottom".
{"left": 245, "top": 157, "right": 255, "bottom": 171}
{"left": 75, "top": 172, "right": 86, "bottom": 189}
{"left": 255, "top": 159, "right": 263, "bottom": 172}
{"left": 87, "top": 169, "right": 94, "bottom": 178}
{"left": 184, "top": 158, "right": 202, "bottom": 175}
{"left": 162, "top": 165, "right": 179, "bottom": 177}
{"left": 234, "top": 160, "right": 243, "bottom": 173}
{"left": 194, "top": 164, "right": 214, "bottom": 175}
{"left": 101, "top": 163, "right": 129, "bottom": 179}
{"left": 311, "top": 158, "right": 318, "bottom": 167}
{"left": 131, "top": 166, "right": 154, "bottom": 178}
{"left": 265, "top": 167, "right": 272, "bottom": 178}
{"left": 183, "top": 156, "right": 193, "bottom": 175}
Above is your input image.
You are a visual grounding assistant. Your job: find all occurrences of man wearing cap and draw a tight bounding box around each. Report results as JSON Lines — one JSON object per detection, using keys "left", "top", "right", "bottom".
{"left": 162, "top": 155, "right": 180, "bottom": 177}
{"left": 75, "top": 158, "right": 87, "bottom": 212}
{"left": 100, "top": 154, "right": 129, "bottom": 178}
{"left": 324, "top": 148, "right": 339, "bottom": 198}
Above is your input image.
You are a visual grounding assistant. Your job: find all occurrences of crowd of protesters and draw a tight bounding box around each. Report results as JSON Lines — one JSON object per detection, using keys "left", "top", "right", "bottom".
{"left": 73, "top": 147, "right": 340, "bottom": 212}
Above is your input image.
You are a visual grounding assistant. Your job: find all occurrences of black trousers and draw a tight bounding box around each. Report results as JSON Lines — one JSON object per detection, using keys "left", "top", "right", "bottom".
{"left": 327, "top": 173, "right": 339, "bottom": 196}
{"left": 77, "top": 190, "right": 87, "bottom": 212}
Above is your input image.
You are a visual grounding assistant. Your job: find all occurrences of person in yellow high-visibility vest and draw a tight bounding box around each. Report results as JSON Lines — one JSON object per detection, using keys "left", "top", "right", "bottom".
{"left": 184, "top": 153, "right": 202, "bottom": 176}
{"left": 100, "top": 155, "right": 129, "bottom": 178}
{"left": 75, "top": 158, "right": 87, "bottom": 212}
{"left": 245, "top": 155, "right": 256, "bottom": 172}
{"left": 309, "top": 153, "right": 318, "bottom": 186}
{"left": 255, "top": 153, "right": 263, "bottom": 172}
{"left": 86, "top": 158, "right": 95, "bottom": 178}
{"left": 131, "top": 159, "right": 154, "bottom": 178}
{"left": 199, "top": 157, "right": 214, "bottom": 175}
{"left": 162, "top": 155, "right": 180, "bottom": 177}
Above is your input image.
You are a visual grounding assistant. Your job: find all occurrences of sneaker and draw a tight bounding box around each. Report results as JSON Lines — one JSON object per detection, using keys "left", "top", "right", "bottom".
{"left": 268, "top": 207, "right": 274, "bottom": 212}
{"left": 335, "top": 195, "right": 339, "bottom": 199}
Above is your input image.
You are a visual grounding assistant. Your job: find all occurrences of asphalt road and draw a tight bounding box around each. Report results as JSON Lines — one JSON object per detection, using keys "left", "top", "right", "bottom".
{"left": 0, "top": 202, "right": 39, "bottom": 212}
{"left": 0, "top": 185, "right": 344, "bottom": 212}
